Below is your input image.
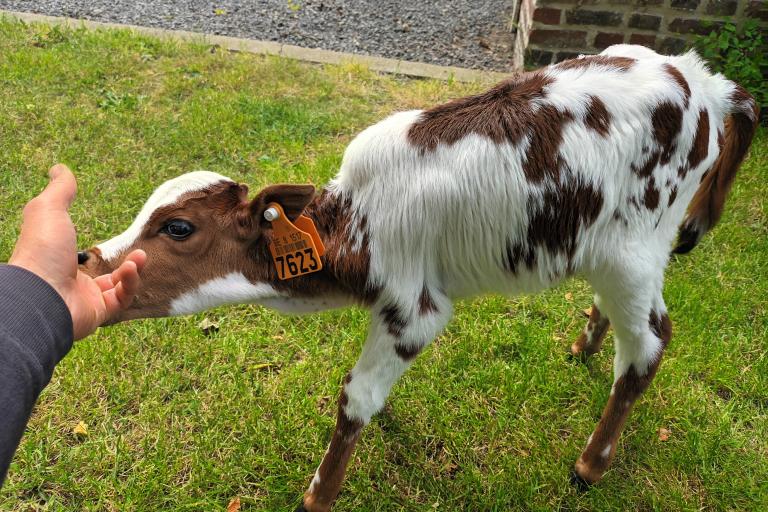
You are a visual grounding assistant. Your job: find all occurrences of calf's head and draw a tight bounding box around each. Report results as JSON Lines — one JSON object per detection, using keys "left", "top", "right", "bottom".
{"left": 79, "top": 171, "right": 315, "bottom": 321}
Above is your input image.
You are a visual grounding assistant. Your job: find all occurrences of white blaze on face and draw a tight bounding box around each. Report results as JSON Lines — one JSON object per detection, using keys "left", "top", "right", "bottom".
{"left": 169, "top": 272, "right": 280, "bottom": 316}
{"left": 97, "top": 171, "right": 234, "bottom": 261}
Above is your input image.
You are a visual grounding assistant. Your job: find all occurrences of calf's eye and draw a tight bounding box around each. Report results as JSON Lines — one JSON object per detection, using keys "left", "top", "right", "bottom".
{"left": 162, "top": 219, "right": 195, "bottom": 240}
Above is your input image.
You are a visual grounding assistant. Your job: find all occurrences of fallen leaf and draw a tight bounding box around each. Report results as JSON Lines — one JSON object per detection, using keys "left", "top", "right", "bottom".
{"left": 658, "top": 427, "right": 671, "bottom": 441}
{"left": 73, "top": 421, "right": 88, "bottom": 437}
{"left": 214, "top": 8, "right": 227, "bottom": 15}
{"left": 198, "top": 318, "right": 220, "bottom": 335}
{"left": 564, "top": 292, "right": 574, "bottom": 301}
{"left": 582, "top": 307, "right": 593, "bottom": 318}
{"left": 227, "top": 497, "right": 241, "bottom": 512}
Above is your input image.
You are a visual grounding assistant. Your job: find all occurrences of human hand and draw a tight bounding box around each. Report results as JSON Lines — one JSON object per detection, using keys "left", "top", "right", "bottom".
{"left": 9, "top": 164, "right": 146, "bottom": 340}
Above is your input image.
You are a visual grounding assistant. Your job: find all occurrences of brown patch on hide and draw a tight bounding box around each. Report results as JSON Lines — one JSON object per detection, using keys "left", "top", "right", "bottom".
{"left": 407, "top": 73, "right": 555, "bottom": 153}
{"left": 662, "top": 64, "right": 691, "bottom": 108}
{"left": 649, "top": 310, "right": 672, "bottom": 347}
{"left": 668, "top": 186, "right": 678, "bottom": 207}
{"left": 651, "top": 101, "right": 683, "bottom": 165}
{"left": 643, "top": 176, "right": 660, "bottom": 210}
{"left": 575, "top": 310, "right": 671, "bottom": 485}
{"left": 506, "top": 178, "right": 604, "bottom": 273}
{"left": 381, "top": 303, "right": 407, "bottom": 338}
{"left": 584, "top": 95, "right": 611, "bottom": 137}
{"left": 522, "top": 111, "right": 575, "bottom": 183}
{"left": 418, "top": 285, "right": 437, "bottom": 315}
{"left": 303, "top": 375, "right": 364, "bottom": 512}
{"left": 394, "top": 342, "right": 423, "bottom": 361}
{"left": 687, "top": 109, "right": 710, "bottom": 170}
{"left": 554, "top": 55, "right": 636, "bottom": 72}
{"left": 408, "top": 71, "right": 578, "bottom": 183}
{"left": 631, "top": 150, "right": 660, "bottom": 179}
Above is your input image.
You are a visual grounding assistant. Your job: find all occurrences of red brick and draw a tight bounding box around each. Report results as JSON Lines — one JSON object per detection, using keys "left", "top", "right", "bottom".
{"left": 533, "top": 7, "right": 562, "bottom": 25}
{"left": 628, "top": 13, "right": 662, "bottom": 31}
{"left": 526, "top": 49, "right": 555, "bottom": 67}
{"left": 565, "top": 10, "right": 624, "bottom": 26}
{"left": 529, "top": 29, "right": 588, "bottom": 48}
{"left": 705, "top": 0, "right": 738, "bottom": 15}
{"left": 669, "top": 18, "right": 724, "bottom": 36}
{"left": 659, "top": 37, "right": 687, "bottom": 54}
{"left": 594, "top": 32, "right": 624, "bottom": 49}
{"left": 671, "top": 0, "right": 700, "bottom": 10}
{"left": 629, "top": 33, "right": 656, "bottom": 47}
{"left": 556, "top": 51, "right": 587, "bottom": 63}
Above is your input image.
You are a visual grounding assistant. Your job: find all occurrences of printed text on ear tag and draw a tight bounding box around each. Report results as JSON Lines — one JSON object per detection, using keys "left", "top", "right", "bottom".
{"left": 266, "top": 203, "right": 323, "bottom": 280}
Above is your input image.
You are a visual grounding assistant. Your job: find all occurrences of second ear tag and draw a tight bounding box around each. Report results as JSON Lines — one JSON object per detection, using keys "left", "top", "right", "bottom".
{"left": 266, "top": 203, "right": 323, "bottom": 280}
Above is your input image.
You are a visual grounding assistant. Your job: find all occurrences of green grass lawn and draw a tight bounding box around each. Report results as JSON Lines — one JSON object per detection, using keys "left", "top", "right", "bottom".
{"left": 1, "top": 18, "right": 767, "bottom": 512}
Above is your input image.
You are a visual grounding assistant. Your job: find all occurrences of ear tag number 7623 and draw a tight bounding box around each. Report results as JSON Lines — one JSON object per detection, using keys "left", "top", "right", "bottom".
{"left": 265, "top": 203, "right": 325, "bottom": 280}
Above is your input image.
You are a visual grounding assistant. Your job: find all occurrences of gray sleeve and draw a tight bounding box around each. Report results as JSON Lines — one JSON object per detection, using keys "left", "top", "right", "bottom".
{"left": 0, "top": 265, "right": 73, "bottom": 487}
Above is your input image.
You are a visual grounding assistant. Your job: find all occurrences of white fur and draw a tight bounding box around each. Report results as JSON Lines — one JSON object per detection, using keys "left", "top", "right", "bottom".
{"left": 169, "top": 272, "right": 278, "bottom": 315}
{"left": 98, "top": 171, "right": 233, "bottom": 261}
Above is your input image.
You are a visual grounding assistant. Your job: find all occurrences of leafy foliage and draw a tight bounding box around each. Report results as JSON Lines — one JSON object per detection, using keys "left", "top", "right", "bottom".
{"left": 694, "top": 20, "right": 767, "bottom": 111}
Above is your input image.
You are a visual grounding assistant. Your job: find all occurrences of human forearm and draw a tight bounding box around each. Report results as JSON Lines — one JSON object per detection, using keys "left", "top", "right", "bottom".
{"left": 0, "top": 265, "right": 73, "bottom": 486}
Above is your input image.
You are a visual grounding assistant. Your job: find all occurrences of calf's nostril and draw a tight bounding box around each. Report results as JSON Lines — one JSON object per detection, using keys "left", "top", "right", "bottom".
{"left": 77, "top": 251, "right": 90, "bottom": 265}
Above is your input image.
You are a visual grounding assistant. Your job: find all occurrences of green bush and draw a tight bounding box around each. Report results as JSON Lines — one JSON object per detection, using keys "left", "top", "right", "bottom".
{"left": 693, "top": 20, "right": 767, "bottom": 112}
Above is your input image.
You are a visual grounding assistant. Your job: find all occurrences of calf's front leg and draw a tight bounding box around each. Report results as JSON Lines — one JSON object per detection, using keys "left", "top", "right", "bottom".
{"left": 298, "top": 294, "right": 451, "bottom": 512}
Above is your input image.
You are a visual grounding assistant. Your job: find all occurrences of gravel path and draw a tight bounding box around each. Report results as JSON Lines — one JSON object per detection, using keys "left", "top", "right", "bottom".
{"left": 0, "top": 1, "right": 516, "bottom": 71}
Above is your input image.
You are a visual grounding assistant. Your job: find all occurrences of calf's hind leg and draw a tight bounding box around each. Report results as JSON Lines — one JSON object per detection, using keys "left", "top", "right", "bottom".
{"left": 572, "top": 276, "right": 672, "bottom": 488}
{"left": 571, "top": 295, "right": 611, "bottom": 359}
{"left": 298, "top": 291, "right": 451, "bottom": 512}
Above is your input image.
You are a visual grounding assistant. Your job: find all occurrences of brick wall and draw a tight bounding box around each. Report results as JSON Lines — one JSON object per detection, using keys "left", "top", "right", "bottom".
{"left": 525, "top": 0, "right": 768, "bottom": 67}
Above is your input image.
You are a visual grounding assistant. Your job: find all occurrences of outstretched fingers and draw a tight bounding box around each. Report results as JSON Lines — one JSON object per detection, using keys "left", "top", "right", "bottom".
{"left": 101, "top": 250, "right": 146, "bottom": 317}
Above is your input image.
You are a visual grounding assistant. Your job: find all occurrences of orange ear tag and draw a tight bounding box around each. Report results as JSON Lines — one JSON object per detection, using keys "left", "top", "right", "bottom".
{"left": 265, "top": 203, "right": 324, "bottom": 280}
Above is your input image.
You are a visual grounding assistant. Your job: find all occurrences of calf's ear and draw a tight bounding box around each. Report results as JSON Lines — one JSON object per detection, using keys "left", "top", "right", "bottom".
{"left": 250, "top": 184, "right": 316, "bottom": 223}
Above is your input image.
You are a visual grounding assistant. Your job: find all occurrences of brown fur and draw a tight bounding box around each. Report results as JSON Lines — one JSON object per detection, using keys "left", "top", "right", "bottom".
{"left": 576, "top": 311, "right": 671, "bottom": 484}
{"left": 662, "top": 64, "right": 691, "bottom": 109}
{"left": 686, "top": 109, "right": 710, "bottom": 171}
{"left": 418, "top": 285, "right": 437, "bottom": 315}
{"left": 674, "top": 85, "right": 758, "bottom": 254}
{"left": 643, "top": 176, "right": 660, "bottom": 210}
{"left": 571, "top": 304, "right": 610, "bottom": 357}
{"left": 303, "top": 374, "right": 363, "bottom": 512}
{"left": 553, "top": 55, "right": 636, "bottom": 72}
{"left": 584, "top": 95, "right": 611, "bottom": 137}
{"left": 380, "top": 304, "right": 407, "bottom": 337}
{"left": 506, "top": 177, "right": 604, "bottom": 273}
{"left": 81, "top": 185, "right": 379, "bottom": 319}
{"left": 631, "top": 150, "right": 661, "bottom": 179}
{"left": 651, "top": 101, "right": 684, "bottom": 165}
{"left": 406, "top": 73, "right": 553, "bottom": 152}
{"left": 668, "top": 186, "right": 678, "bottom": 207}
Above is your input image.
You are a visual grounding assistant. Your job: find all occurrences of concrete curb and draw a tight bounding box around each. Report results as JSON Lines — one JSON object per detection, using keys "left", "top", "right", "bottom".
{"left": 0, "top": 9, "right": 510, "bottom": 83}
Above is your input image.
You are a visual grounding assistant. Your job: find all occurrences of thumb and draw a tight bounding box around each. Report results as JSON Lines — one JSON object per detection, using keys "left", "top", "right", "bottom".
{"left": 39, "top": 164, "right": 77, "bottom": 211}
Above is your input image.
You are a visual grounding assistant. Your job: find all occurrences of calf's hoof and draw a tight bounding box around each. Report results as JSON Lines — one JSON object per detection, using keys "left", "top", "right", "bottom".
{"left": 295, "top": 501, "right": 308, "bottom": 512}
{"left": 567, "top": 346, "right": 590, "bottom": 363}
{"left": 569, "top": 469, "right": 592, "bottom": 492}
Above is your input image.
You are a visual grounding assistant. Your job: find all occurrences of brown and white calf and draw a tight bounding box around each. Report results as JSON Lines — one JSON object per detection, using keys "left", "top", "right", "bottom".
{"left": 79, "top": 45, "right": 758, "bottom": 510}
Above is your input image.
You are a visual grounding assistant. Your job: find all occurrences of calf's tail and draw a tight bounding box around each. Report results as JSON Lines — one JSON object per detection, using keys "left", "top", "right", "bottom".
{"left": 673, "top": 83, "right": 759, "bottom": 254}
